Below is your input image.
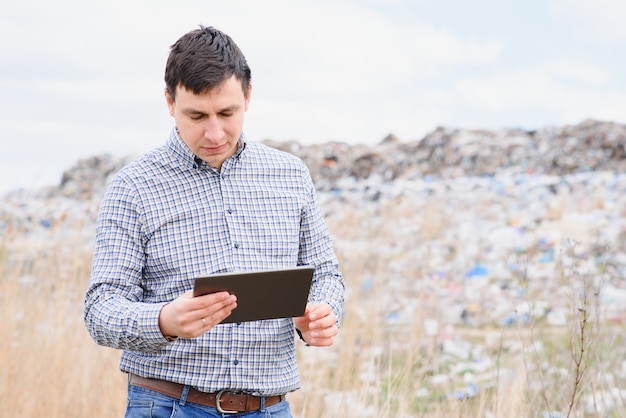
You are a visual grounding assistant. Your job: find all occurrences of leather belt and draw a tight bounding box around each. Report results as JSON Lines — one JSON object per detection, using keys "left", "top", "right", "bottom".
{"left": 128, "top": 374, "right": 285, "bottom": 413}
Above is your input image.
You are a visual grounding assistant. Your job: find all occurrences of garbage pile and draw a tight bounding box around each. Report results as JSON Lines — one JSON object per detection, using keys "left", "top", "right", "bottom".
{"left": 0, "top": 154, "right": 132, "bottom": 243}
{"left": 266, "top": 118, "right": 626, "bottom": 187}
{"left": 2, "top": 118, "right": 626, "bottom": 415}
{"left": 58, "top": 154, "right": 132, "bottom": 200}
{"left": 2, "top": 117, "right": 625, "bottom": 295}
{"left": 3, "top": 118, "right": 624, "bottom": 204}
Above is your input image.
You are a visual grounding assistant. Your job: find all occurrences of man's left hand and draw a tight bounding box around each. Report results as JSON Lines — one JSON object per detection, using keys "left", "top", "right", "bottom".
{"left": 293, "top": 303, "right": 338, "bottom": 346}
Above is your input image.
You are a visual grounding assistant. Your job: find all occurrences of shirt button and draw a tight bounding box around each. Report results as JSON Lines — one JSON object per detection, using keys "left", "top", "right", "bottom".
{"left": 227, "top": 208, "right": 233, "bottom": 214}
{"left": 234, "top": 243, "right": 239, "bottom": 249}
{"left": 233, "top": 360, "right": 239, "bottom": 365}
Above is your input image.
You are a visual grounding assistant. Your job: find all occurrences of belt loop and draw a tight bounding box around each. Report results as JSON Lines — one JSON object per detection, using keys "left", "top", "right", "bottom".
{"left": 179, "top": 385, "right": 190, "bottom": 406}
{"left": 260, "top": 395, "right": 266, "bottom": 412}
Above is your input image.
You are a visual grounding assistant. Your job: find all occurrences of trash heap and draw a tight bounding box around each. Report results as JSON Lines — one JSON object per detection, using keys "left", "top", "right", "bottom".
{"left": 2, "top": 118, "right": 626, "bottom": 415}
{"left": 265, "top": 118, "right": 626, "bottom": 187}
{"left": 0, "top": 155, "right": 132, "bottom": 245}
{"left": 3, "top": 118, "right": 624, "bottom": 322}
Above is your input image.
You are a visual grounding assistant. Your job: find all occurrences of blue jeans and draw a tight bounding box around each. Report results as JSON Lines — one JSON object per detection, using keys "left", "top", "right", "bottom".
{"left": 125, "top": 384, "right": 293, "bottom": 418}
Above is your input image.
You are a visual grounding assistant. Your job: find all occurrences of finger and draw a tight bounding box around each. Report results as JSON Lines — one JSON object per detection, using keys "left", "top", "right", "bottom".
{"left": 192, "top": 291, "right": 233, "bottom": 310}
{"left": 189, "top": 292, "right": 236, "bottom": 318}
{"left": 307, "top": 303, "right": 332, "bottom": 321}
{"left": 182, "top": 292, "right": 237, "bottom": 332}
{"left": 197, "top": 295, "right": 237, "bottom": 326}
{"left": 308, "top": 326, "right": 338, "bottom": 346}
{"left": 310, "top": 323, "right": 339, "bottom": 337}
{"left": 309, "top": 311, "right": 336, "bottom": 330}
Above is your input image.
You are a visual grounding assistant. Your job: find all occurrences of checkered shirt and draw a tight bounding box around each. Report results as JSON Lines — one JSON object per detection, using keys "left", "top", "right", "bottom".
{"left": 84, "top": 128, "right": 344, "bottom": 395}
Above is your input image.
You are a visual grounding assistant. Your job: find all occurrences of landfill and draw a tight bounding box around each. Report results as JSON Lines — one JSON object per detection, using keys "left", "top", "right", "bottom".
{"left": 2, "top": 118, "right": 625, "bottom": 415}
{"left": 2, "top": 118, "right": 625, "bottom": 323}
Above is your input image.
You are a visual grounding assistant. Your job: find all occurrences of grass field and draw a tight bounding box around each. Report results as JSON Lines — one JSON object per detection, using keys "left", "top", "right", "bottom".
{"left": 1, "top": 197, "right": 625, "bottom": 417}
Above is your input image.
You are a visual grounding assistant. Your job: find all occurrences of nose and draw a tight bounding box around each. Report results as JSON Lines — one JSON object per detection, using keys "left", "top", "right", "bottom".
{"left": 203, "top": 118, "right": 224, "bottom": 142}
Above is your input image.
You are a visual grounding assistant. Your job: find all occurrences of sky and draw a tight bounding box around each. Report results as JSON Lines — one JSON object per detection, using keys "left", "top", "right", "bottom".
{"left": 1, "top": 0, "right": 626, "bottom": 194}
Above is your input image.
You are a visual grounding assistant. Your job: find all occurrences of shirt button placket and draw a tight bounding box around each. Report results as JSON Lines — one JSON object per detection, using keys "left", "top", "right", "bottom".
{"left": 220, "top": 171, "right": 238, "bottom": 252}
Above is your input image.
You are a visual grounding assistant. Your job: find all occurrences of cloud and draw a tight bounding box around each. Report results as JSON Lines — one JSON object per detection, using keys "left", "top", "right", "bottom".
{"left": 450, "top": 62, "right": 626, "bottom": 130}
{"left": 1, "top": 0, "right": 625, "bottom": 193}
{"left": 233, "top": 1, "right": 503, "bottom": 100}
{"left": 541, "top": 57, "right": 613, "bottom": 86}
{"left": 553, "top": 0, "right": 626, "bottom": 42}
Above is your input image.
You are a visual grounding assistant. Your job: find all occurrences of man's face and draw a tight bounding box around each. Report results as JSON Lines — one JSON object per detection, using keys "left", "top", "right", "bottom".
{"left": 165, "top": 75, "right": 251, "bottom": 169}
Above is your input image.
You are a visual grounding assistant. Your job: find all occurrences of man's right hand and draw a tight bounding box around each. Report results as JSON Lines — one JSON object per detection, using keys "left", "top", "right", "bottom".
{"left": 158, "top": 290, "right": 237, "bottom": 339}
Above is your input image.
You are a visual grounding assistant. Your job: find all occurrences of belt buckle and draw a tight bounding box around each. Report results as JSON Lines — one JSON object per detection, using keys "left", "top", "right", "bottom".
{"left": 215, "top": 389, "right": 240, "bottom": 414}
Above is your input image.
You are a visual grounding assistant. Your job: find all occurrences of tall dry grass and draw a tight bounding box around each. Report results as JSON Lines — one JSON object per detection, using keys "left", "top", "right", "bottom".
{"left": 0, "top": 234, "right": 125, "bottom": 417}
{"left": 1, "top": 197, "right": 625, "bottom": 417}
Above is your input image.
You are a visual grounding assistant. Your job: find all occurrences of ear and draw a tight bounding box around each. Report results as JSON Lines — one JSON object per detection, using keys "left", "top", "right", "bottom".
{"left": 164, "top": 88, "right": 175, "bottom": 117}
{"left": 244, "top": 83, "right": 252, "bottom": 112}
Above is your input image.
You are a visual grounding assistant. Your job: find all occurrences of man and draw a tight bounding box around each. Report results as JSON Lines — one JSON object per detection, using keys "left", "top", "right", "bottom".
{"left": 84, "top": 25, "right": 344, "bottom": 417}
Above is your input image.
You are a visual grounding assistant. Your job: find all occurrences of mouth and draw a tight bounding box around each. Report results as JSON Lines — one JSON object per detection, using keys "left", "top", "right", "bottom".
{"left": 201, "top": 144, "right": 226, "bottom": 153}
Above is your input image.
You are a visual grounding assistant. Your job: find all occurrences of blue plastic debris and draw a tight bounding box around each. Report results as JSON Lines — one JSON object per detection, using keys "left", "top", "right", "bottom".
{"left": 465, "top": 264, "right": 489, "bottom": 278}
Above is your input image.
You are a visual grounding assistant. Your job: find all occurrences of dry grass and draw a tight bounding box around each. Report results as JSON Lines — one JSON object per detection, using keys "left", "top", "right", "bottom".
{"left": 0, "top": 235, "right": 125, "bottom": 417}
{"left": 1, "top": 199, "right": 625, "bottom": 417}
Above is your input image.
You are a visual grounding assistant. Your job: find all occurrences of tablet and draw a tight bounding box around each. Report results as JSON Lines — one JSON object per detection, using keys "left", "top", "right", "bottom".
{"left": 193, "top": 266, "right": 314, "bottom": 324}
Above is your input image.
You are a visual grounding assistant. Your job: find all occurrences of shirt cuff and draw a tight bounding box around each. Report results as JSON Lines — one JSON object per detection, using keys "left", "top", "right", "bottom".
{"left": 136, "top": 302, "right": 171, "bottom": 350}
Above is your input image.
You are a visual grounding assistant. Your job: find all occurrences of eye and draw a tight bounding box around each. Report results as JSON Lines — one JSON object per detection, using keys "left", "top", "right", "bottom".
{"left": 189, "top": 114, "right": 205, "bottom": 121}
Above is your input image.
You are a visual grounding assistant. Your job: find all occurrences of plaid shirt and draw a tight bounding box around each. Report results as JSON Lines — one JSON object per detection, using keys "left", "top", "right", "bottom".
{"left": 84, "top": 128, "right": 344, "bottom": 395}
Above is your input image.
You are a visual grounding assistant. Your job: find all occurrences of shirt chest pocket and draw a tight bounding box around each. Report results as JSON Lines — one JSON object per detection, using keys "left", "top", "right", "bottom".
{"left": 240, "top": 195, "right": 302, "bottom": 258}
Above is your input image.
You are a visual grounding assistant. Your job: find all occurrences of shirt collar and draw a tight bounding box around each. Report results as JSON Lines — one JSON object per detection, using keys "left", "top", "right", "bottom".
{"left": 234, "top": 133, "right": 247, "bottom": 159}
{"left": 167, "top": 127, "right": 197, "bottom": 169}
{"left": 166, "top": 128, "right": 248, "bottom": 170}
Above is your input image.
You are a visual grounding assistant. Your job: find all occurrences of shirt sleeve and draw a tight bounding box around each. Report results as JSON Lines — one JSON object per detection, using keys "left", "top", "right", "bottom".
{"left": 298, "top": 166, "right": 345, "bottom": 324}
{"left": 83, "top": 175, "right": 170, "bottom": 352}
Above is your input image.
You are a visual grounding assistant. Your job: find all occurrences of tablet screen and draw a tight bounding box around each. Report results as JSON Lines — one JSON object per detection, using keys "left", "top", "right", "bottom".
{"left": 193, "top": 266, "right": 314, "bottom": 323}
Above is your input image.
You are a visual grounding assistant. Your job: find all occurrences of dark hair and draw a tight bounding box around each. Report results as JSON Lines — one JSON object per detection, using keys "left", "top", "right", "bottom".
{"left": 165, "top": 25, "right": 251, "bottom": 100}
